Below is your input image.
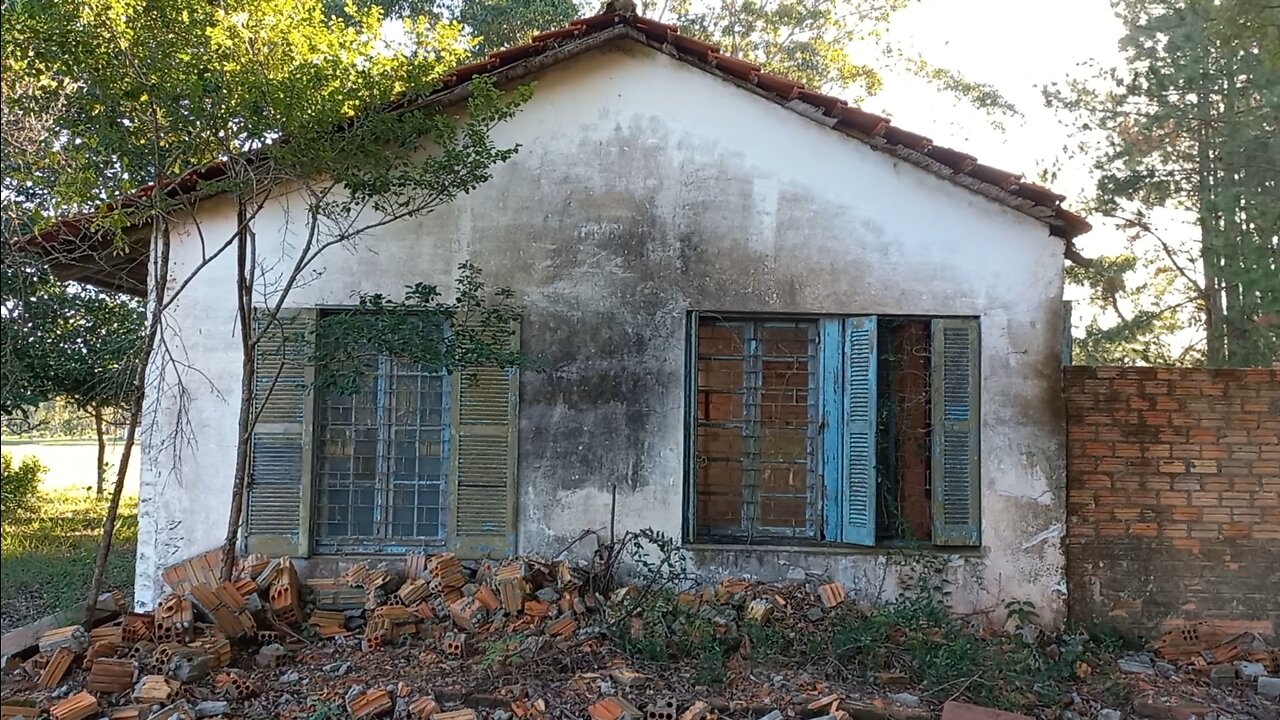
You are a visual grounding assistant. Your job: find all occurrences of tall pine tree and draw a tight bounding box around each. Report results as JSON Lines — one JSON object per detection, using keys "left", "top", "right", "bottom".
{"left": 1050, "top": 0, "right": 1280, "bottom": 367}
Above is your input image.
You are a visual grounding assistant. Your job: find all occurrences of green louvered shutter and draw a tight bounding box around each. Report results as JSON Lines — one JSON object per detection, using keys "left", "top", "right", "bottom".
{"left": 930, "top": 318, "right": 981, "bottom": 546}
{"left": 841, "top": 316, "right": 877, "bottom": 546}
{"left": 448, "top": 323, "right": 520, "bottom": 558}
{"left": 245, "top": 308, "right": 315, "bottom": 557}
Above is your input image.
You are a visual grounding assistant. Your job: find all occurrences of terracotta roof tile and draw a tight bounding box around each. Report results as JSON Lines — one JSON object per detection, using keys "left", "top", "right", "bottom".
{"left": 881, "top": 126, "right": 932, "bottom": 153}
{"left": 840, "top": 107, "right": 891, "bottom": 137}
{"left": 22, "top": 11, "right": 1090, "bottom": 294}
{"left": 754, "top": 72, "right": 803, "bottom": 100}
{"left": 708, "top": 52, "right": 760, "bottom": 80}
{"left": 924, "top": 145, "right": 979, "bottom": 174}
{"left": 667, "top": 33, "right": 719, "bottom": 60}
{"left": 966, "top": 164, "right": 1022, "bottom": 190}
{"left": 795, "top": 89, "right": 845, "bottom": 115}
{"left": 530, "top": 26, "right": 581, "bottom": 43}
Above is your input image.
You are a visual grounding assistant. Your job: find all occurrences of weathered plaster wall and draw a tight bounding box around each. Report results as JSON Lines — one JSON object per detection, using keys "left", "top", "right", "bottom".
{"left": 136, "top": 40, "right": 1069, "bottom": 622}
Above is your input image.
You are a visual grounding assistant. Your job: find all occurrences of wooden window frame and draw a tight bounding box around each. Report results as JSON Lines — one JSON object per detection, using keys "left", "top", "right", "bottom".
{"left": 684, "top": 311, "right": 981, "bottom": 550}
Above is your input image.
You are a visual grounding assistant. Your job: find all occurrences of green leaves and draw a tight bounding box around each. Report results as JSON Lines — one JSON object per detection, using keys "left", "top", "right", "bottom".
{"left": 0, "top": 253, "right": 144, "bottom": 419}
{"left": 1047, "top": 0, "right": 1280, "bottom": 367}
{"left": 312, "top": 262, "right": 526, "bottom": 396}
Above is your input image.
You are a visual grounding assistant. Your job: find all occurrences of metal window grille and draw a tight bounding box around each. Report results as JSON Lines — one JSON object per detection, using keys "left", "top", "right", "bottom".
{"left": 314, "top": 356, "right": 450, "bottom": 553}
{"left": 694, "top": 318, "right": 819, "bottom": 540}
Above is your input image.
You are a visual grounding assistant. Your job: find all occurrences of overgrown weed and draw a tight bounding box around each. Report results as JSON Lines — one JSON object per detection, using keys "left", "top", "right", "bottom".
{"left": 0, "top": 487, "right": 137, "bottom": 624}
{"left": 606, "top": 532, "right": 1126, "bottom": 711}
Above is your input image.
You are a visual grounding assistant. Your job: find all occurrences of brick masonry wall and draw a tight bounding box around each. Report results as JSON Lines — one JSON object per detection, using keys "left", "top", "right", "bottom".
{"left": 1064, "top": 366, "right": 1280, "bottom": 639}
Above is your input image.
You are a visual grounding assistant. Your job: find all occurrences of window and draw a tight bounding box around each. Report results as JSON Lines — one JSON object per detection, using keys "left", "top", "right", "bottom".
{"left": 693, "top": 319, "right": 819, "bottom": 540}
{"left": 686, "top": 313, "right": 980, "bottom": 548}
{"left": 243, "top": 308, "right": 520, "bottom": 559}
{"left": 313, "top": 357, "right": 450, "bottom": 553}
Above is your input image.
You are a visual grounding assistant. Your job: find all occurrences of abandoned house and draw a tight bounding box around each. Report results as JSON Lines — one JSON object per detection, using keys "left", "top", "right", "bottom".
{"left": 29, "top": 15, "right": 1095, "bottom": 622}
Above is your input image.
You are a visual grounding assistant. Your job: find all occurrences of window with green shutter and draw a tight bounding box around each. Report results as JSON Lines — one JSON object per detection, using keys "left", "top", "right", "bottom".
{"left": 243, "top": 309, "right": 519, "bottom": 559}
{"left": 686, "top": 313, "right": 980, "bottom": 549}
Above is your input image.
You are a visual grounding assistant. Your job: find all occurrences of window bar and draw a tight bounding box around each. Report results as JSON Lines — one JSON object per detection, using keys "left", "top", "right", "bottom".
{"left": 804, "top": 323, "right": 820, "bottom": 537}
{"left": 375, "top": 354, "right": 391, "bottom": 540}
{"left": 742, "top": 322, "right": 762, "bottom": 541}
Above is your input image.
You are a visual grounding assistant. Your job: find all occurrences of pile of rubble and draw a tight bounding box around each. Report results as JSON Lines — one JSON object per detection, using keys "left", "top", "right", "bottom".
{"left": 1116, "top": 623, "right": 1279, "bottom": 720}
{"left": 0, "top": 550, "right": 620, "bottom": 719}
{"left": 2, "top": 547, "right": 1276, "bottom": 720}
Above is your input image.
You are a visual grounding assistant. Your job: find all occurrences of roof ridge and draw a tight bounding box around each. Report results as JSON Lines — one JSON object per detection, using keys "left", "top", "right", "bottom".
{"left": 424, "top": 12, "right": 1088, "bottom": 240}
{"left": 23, "top": 11, "right": 1089, "bottom": 295}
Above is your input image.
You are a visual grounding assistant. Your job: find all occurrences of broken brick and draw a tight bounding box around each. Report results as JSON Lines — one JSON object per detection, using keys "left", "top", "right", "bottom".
{"left": 407, "top": 697, "right": 440, "bottom": 720}
{"left": 132, "top": 674, "right": 179, "bottom": 705}
{"left": 37, "top": 648, "right": 74, "bottom": 690}
{"left": 746, "top": 598, "right": 774, "bottom": 623}
{"left": 161, "top": 548, "right": 223, "bottom": 595}
{"left": 474, "top": 584, "right": 501, "bottom": 612}
{"left": 347, "top": 688, "right": 394, "bottom": 719}
{"left": 0, "top": 705, "right": 39, "bottom": 719}
{"left": 49, "top": 692, "right": 98, "bottom": 720}
{"left": 90, "top": 623, "right": 124, "bottom": 646}
{"left": 38, "top": 625, "right": 89, "bottom": 655}
{"left": 153, "top": 594, "right": 195, "bottom": 644}
{"left": 817, "top": 582, "right": 846, "bottom": 608}
{"left": 443, "top": 631, "right": 469, "bottom": 657}
{"left": 83, "top": 639, "right": 119, "bottom": 669}
{"left": 807, "top": 694, "right": 843, "bottom": 712}
{"left": 397, "top": 577, "right": 431, "bottom": 606}
{"left": 588, "top": 697, "right": 641, "bottom": 720}
{"left": 678, "top": 701, "right": 711, "bottom": 720}
{"left": 449, "top": 596, "right": 485, "bottom": 631}
{"left": 646, "top": 697, "right": 677, "bottom": 720}
{"left": 493, "top": 562, "right": 527, "bottom": 614}
{"left": 523, "top": 600, "right": 551, "bottom": 618}
{"left": 545, "top": 616, "right": 576, "bottom": 637}
{"left": 426, "top": 553, "right": 465, "bottom": 592}
{"left": 121, "top": 613, "right": 154, "bottom": 643}
{"left": 85, "top": 658, "right": 137, "bottom": 694}
{"left": 213, "top": 671, "right": 260, "bottom": 700}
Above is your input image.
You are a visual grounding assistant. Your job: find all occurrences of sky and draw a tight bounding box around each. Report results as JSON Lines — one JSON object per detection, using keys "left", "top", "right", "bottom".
{"left": 863, "top": 0, "right": 1127, "bottom": 269}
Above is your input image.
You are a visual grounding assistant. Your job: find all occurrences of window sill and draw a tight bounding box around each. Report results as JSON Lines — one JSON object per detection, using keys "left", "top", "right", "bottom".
{"left": 683, "top": 541, "right": 983, "bottom": 557}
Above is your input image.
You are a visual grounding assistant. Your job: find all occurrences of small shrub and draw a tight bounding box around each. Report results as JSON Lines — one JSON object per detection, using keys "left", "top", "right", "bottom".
{"left": 0, "top": 451, "right": 46, "bottom": 519}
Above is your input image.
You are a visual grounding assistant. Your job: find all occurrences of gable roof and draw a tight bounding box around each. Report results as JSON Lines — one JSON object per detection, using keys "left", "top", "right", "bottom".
{"left": 22, "top": 12, "right": 1090, "bottom": 296}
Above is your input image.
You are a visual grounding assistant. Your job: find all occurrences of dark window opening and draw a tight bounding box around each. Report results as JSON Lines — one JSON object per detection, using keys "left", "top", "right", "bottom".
{"left": 876, "top": 318, "right": 933, "bottom": 543}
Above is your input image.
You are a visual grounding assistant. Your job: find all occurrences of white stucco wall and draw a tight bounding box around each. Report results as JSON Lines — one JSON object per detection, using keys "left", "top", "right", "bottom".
{"left": 136, "top": 40, "right": 1069, "bottom": 623}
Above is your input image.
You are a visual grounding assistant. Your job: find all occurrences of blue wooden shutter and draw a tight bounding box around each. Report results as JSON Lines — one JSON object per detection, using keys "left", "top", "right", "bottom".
{"left": 841, "top": 316, "right": 877, "bottom": 546}
{"left": 246, "top": 308, "right": 315, "bottom": 557}
{"left": 818, "top": 319, "right": 843, "bottom": 542}
{"left": 931, "top": 318, "right": 981, "bottom": 546}
{"left": 448, "top": 322, "right": 520, "bottom": 559}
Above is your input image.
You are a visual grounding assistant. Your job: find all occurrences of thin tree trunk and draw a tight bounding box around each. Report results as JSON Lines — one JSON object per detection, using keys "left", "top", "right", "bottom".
{"left": 221, "top": 198, "right": 254, "bottom": 582}
{"left": 1197, "top": 89, "right": 1226, "bottom": 367}
{"left": 85, "top": 220, "right": 170, "bottom": 627}
{"left": 93, "top": 407, "right": 106, "bottom": 497}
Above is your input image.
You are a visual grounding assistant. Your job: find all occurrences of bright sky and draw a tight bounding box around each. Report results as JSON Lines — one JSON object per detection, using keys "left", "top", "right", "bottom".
{"left": 866, "top": 0, "right": 1126, "bottom": 259}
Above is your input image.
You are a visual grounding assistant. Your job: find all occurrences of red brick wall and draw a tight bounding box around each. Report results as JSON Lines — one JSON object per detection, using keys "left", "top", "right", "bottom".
{"left": 1064, "top": 366, "right": 1280, "bottom": 639}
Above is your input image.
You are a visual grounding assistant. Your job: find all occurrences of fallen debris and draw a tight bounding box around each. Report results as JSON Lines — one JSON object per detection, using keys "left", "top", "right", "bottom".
{"left": 3, "top": 545, "right": 1276, "bottom": 720}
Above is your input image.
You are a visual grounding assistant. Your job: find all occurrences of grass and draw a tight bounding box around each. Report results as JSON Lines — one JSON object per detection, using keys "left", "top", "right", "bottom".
{"left": 0, "top": 488, "right": 138, "bottom": 631}
{"left": 614, "top": 588, "right": 1128, "bottom": 713}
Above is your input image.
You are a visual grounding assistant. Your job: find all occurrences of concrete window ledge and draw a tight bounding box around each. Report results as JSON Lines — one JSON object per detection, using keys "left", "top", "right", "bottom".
{"left": 683, "top": 543, "right": 984, "bottom": 558}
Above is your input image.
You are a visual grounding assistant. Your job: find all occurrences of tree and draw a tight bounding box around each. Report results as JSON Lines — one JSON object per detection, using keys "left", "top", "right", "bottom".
{"left": 1047, "top": 0, "right": 1280, "bottom": 367}
{"left": 352, "top": 0, "right": 1018, "bottom": 117}
{"left": 4, "top": 0, "right": 530, "bottom": 614}
{"left": 0, "top": 252, "right": 142, "bottom": 494}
